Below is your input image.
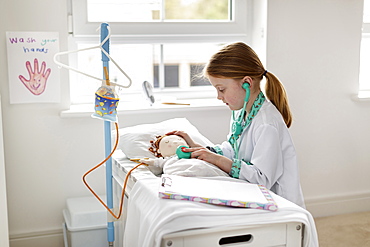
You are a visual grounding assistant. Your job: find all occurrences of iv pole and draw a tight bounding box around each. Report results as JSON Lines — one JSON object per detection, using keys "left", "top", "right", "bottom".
{"left": 54, "top": 22, "right": 133, "bottom": 247}
{"left": 100, "top": 23, "right": 115, "bottom": 247}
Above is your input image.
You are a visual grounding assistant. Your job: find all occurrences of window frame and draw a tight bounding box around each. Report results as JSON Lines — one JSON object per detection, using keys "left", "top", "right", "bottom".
{"left": 71, "top": 0, "right": 250, "bottom": 39}
{"left": 358, "top": 0, "right": 370, "bottom": 98}
{"left": 359, "top": 23, "right": 370, "bottom": 98}
{"left": 68, "top": 0, "right": 251, "bottom": 106}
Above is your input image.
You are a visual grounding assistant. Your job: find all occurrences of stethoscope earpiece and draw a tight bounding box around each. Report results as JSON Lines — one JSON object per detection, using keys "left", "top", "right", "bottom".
{"left": 243, "top": 83, "right": 250, "bottom": 102}
{"left": 242, "top": 83, "right": 250, "bottom": 90}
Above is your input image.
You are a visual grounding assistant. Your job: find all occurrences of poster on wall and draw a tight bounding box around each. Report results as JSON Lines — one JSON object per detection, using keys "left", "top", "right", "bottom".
{"left": 6, "top": 32, "right": 60, "bottom": 104}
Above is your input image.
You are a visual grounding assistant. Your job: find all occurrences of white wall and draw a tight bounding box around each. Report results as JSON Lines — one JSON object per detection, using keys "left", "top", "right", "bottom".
{"left": 266, "top": 0, "right": 370, "bottom": 216}
{"left": 0, "top": 95, "right": 9, "bottom": 247}
{"left": 1, "top": 0, "right": 369, "bottom": 246}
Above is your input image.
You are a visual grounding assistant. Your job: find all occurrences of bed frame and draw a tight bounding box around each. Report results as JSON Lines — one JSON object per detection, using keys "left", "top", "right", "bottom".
{"left": 111, "top": 150, "right": 303, "bottom": 247}
{"left": 161, "top": 222, "right": 303, "bottom": 247}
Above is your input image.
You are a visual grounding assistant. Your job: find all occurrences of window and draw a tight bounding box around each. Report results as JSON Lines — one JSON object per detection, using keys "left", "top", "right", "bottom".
{"left": 359, "top": 0, "right": 370, "bottom": 98}
{"left": 86, "top": 0, "right": 230, "bottom": 22}
{"left": 68, "top": 0, "right": 249, "bottom": 105}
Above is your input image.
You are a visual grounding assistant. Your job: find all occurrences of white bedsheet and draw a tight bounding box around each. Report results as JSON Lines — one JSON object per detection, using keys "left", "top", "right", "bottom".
{"left": 123, "top": 177, "right": 319, "bottom": 247}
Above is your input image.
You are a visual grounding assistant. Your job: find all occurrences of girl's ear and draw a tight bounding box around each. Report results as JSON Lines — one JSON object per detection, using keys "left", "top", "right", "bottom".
{"left": 241, "top": 76, "right": 256, "bottom": 90}
{"left": 242, "top": 76, "right": 253, "bottom": 85}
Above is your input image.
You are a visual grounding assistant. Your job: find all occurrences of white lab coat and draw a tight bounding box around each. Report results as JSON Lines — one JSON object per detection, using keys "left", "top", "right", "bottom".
{"left": 217, "top": 100, "right": 306, "bottom": 208}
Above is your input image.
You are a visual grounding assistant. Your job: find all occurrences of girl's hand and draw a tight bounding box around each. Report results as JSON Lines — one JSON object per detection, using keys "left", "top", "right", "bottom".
{"left": 185, "top": 147, "right": 233, "bottom": 173}
{"left": 166, "top": 130, "right": 202, "bottom": 148}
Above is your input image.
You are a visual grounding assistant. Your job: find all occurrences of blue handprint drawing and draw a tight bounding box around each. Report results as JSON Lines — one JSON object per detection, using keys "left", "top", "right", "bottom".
{"left": 19, "top": 58, "right": 51, "bottom": 95}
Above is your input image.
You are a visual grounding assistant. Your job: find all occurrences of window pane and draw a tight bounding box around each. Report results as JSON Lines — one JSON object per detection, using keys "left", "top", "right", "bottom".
{"left": 190, "top": 64, "right": 210, "bottom": 86}
{"left": 71, "top": 43, "right": 155, "bottom": 102}
{"left": 364, "top": 0, "right": 370, "bottom": 23}
{"left": 165, "top": 65, "right": 179, "bottom": 87}
{"left": 165, "top": 0, "right": 229, "bottom": 20}
{"left": 71, "top": 42, "right": 222, "bottom": 103}
{"left": 153, "top": 64, "right": 180, "bottom": 87}
{"left": 87, "top": 0, "right": 230, "bottom": 22}
{"left": 161, "top": 43, "right": 222, "bottom": 88}
{"left": 359, "top": 35, "right": 370, "bottom": 90}
{"left": 87, "top": 0, "right": 161, "bottom": 22}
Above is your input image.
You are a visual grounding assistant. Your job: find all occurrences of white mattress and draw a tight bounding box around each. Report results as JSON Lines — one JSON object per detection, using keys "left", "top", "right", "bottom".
{"left": 124, "top": 178, "right": 319, "bottom": 247}
{"left": 112, "top": 150, "right": 318, "bottom": 247}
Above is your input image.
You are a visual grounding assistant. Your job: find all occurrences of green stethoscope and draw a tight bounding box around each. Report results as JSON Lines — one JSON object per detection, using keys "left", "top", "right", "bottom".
{"left": 228, "top": 83, "right": 265, "bottom": 177}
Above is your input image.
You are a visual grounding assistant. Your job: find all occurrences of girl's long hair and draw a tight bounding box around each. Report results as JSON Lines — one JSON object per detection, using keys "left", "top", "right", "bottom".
{"left": 204, "top": 42, "right": 292, "bottom": 128}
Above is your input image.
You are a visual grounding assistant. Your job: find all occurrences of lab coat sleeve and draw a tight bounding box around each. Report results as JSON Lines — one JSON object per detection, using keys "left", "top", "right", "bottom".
{"left": 215, "top": 141, "right": 234, "bottom": 160}
{"left": 239, "top": 124, "right": 283, "bottom": 190}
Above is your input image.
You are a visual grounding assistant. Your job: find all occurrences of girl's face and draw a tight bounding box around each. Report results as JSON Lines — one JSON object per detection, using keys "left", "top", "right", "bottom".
{"left": 209, "top": 76, "right": 246, "bottom": 111}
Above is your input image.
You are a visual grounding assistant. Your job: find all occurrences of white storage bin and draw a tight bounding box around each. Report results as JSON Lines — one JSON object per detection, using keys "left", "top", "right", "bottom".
{"left": 63, "top": 196, "right": 107, "bottom": 247}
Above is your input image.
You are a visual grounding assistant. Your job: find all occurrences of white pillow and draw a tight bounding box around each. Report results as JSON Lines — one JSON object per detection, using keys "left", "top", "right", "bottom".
{"left": 117, "top": 118, "right": 214, "bottom": 158}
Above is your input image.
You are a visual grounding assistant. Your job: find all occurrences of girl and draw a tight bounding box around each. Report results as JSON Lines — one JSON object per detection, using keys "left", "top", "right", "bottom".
{"left": 169, "top": 42, "right": 305, "bottom": 208}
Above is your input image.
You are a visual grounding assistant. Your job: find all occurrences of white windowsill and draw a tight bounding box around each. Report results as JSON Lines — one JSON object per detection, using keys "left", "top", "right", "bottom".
{"left": 60, "top": 98, "right": 228, "bottom": 118}
{"left": 351, "top": 91, "right": 370, "bottom": 102}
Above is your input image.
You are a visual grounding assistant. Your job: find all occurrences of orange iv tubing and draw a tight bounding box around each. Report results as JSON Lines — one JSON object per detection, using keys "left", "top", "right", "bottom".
{"left": 82, "top": 122, "right": 148, "bottom": 219}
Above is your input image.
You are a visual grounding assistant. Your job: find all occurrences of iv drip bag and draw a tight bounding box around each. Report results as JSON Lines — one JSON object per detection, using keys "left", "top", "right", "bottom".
{"left": 92, "top": 85, "right": 119, "bottom": 122}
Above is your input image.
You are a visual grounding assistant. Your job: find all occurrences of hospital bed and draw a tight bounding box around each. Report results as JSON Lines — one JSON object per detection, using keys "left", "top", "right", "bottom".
{"left": 111, "top": 118, "right": 318, "bottom": 247}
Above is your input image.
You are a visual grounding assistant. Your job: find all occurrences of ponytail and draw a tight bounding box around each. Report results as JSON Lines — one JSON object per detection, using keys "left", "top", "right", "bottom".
{"left": 264, "top": 72, "right": 292, "bottom": 128}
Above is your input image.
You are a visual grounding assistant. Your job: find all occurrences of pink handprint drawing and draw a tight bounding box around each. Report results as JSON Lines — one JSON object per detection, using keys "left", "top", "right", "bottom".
{"left": 19, "top": 58, "right": 51, "bottom": 95}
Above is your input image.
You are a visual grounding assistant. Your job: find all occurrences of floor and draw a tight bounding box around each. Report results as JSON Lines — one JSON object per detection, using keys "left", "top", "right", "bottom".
{"left": 314, "top": 211, "right": 370, "bottom": 247}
